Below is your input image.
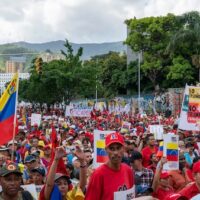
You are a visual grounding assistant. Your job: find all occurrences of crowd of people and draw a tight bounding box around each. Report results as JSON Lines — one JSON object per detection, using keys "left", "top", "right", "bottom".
{"left": 0, "top": 105, "right": 200, "bottom": 200}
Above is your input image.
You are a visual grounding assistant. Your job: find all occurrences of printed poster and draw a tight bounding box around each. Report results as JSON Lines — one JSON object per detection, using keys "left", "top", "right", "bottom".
{"left": 178, "top": 85, "right": 199, "bottom": 131}
{"left": 93, "top": 130, "right": 114, "bottom": 168}
{"left": 163, "top": 134, "right": 179, "bottom": 170}
{"left": 188, "top": 87, "right": 200, "bottom": 123}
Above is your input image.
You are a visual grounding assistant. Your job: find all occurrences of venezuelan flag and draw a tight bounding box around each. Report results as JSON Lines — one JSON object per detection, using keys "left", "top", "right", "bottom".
{"left": 96, "top": 140, "right": 108, "bottom": 163}
{"left": 157, "top": 141, "right": 163, "bottom": 157}
{"left": 0, "top": 73, "right": 18, "bottom": 145}
{"left": 166, "top": 143, "right": 178, "bottom": 161}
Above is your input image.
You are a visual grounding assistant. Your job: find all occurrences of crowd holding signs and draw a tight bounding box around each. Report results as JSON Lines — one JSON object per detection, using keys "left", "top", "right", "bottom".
{"left": 1, "top": 74, "right": 200, "bottom": 199}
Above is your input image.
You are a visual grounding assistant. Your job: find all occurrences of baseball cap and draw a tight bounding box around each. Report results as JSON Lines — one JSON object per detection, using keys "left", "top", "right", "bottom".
{"left": 105, "top": 132, "right": 124, "bottom": 148}
{"left": 24, "top": 155, "right": 36, "bottom": 163}
{"left": 193, "top": 160, "right": 200, "bottom": 173}
{"left": 38, "top": 140, "right": 45, "bottom": 147}
{"left": 160, "top": 172, "right": 170, "bottom": 179}
{"left": 0, "top": 162, "right": 22, "bottom": 176}
{"left": 31, "top": 167, "right": 46, "bottom": 176}
{"left": 54, "top": 173, "right": 72, "bottom": 185}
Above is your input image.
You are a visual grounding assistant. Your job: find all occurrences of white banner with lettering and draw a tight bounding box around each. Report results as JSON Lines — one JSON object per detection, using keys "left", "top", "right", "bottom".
{"left": 114, "top": 185, "right": 135, "bottom": 200}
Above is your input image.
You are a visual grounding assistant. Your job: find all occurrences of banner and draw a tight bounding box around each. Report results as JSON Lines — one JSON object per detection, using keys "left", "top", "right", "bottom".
{"left": 31, "top": 113, "right": 41, "bottom": 126}
{"left": 114, "top": 185, "right": 135, "bottom": 200}
{"left": 93, "top": 130, "right": 114, "bottom": 168}
{"left": 188, "top": 87, "right": 200, "bottom": 123}
{"left": 178, "top": 85, "right": 199, "bottom": 131}
{"left": 163, "top": 134, "right": 179, "bottom": 170}
{"left": 65, "top": 106, "right": 91, "bottom": 117}
{"left": 149, "top": 125, "right": 164, "bottom": 140}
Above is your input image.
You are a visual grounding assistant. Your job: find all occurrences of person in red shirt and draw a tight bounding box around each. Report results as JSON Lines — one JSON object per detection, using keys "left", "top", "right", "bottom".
{"left": 85, "top": 132, "right": 134, "bottom": 200}
{"left": 152, "top": 157, "right": 174, "bottom": 199}
{"left": 142, "top": 134, "right": 158, "bottom": 167}
{"left": 178, "top": 160, "right": 200, "bottom": 199}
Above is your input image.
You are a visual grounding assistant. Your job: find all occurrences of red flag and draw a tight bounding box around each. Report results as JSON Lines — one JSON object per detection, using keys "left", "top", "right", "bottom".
{"left": 49, "top": 126, "right": 68, "bottom": 175}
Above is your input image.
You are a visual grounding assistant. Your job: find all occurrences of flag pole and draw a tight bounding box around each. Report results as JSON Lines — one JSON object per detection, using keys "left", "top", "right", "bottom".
{"left": 11, "top": 72, "right": 19, "bottom": 162}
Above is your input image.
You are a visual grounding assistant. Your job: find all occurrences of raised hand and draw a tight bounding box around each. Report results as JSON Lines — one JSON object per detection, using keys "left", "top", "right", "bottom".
{"left": 54, "top": 146, "right": 67, "bottom": 160}
{"left": 74, "top": 146, "right": 86, "bottom": 163}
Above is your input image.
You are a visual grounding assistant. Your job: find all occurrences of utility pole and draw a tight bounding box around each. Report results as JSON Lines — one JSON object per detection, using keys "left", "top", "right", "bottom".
{"left": 138, "top": 51, "right": 141, "bottom": 113}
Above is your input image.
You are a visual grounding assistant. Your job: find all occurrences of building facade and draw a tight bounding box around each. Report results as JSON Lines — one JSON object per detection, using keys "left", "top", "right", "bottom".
{"left": 0, "top": 73, "right": 30, "bottom": 94}
{"left": 5, "top": 56, "right": 26, "bottom": 73}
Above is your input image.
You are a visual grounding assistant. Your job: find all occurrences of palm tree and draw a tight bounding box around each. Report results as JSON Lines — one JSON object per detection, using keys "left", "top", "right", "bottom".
{"left": 167, "top": 11, "right": 200, "bottom": 82}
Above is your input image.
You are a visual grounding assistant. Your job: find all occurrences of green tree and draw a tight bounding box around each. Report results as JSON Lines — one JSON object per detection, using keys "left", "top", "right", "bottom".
{"left": 166, "top": 55, "right": 194, "bottom": 87}
{"left": 126, "top": 14, "right": 180, "bottom": 90}
{"left": 167, "top": 11, "right": 200, "bottom": 82}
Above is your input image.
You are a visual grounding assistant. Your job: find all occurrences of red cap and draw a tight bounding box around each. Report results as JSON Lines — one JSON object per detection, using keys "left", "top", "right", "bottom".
{"left": 193, "top": 160, "right": 200, "bottom": 173}
{"left": 160, "top": 172, "right": 170, "bottom": 179}
{"left": 105, "top": 132, "right": 124, "bottom": 148}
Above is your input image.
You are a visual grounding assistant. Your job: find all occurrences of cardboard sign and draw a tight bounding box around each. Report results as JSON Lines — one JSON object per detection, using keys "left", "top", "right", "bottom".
{"left": 114, "top": 185, "right": 135, "bottom": 200}
{"left": 163, "top": 134, "right": 179, "bottom": 170}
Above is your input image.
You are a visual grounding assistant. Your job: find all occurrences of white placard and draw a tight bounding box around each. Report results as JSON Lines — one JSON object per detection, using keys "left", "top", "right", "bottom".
{"left": 114, "top": 185, "right": 135, "bottom": 200}
{"left": 31, "top": 113, "right": 42, "bottom": 126}
{"left": 65, "top": 106, "right": 91, "bottom": 117}
{"left": 149, "top": 125, "right": 163, "bottom": 140}
{"left": 93, "top": 130, "right": 114, "bottom": 168}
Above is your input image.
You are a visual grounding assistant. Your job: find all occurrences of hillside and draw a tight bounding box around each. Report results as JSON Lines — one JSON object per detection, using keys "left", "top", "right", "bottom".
{"left": 0, "top": 40, "right": 126, "bottom": 70}
{"left": 13, "top": 40, "right": 126, "bottom": 60}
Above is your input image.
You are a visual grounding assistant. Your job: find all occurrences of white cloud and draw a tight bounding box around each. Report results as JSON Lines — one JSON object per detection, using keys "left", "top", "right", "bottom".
{"left": 0, "top": 0, "right": 199, "bottom": 44}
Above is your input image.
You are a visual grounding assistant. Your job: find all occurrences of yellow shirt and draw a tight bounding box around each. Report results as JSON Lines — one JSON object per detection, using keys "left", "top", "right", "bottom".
{"left": 66, "top": 186, "right": 85, "bottom": 200}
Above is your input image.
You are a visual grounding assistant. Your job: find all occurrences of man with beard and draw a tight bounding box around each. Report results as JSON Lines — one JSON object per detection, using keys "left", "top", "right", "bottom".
{"left": 85, "top": 132, "right": 134, "bottom": 200}
{"left": 0, "top": 162, "right": 33, "bottom": 200}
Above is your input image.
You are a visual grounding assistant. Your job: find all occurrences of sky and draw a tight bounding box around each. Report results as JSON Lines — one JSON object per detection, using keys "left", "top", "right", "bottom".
{"left": 0, "top": 0, "right": 200, "bottom": 44}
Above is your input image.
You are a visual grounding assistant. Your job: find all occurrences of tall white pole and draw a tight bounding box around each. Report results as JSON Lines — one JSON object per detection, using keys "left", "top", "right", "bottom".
{"left": 138, "top": 51, "right": 141, "bottom": 113}
{"left": 96, "top": 75, "right": 98, "bottom": 103}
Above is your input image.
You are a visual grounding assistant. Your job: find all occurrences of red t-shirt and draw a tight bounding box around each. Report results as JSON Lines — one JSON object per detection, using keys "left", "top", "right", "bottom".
{"left": 85, "top": 163, "right": 134, "bottom": 200}
{"left": 142, "top": 146, "right": 158, "bottom": 167}
{"left": 178, "top": 182, "right": 200, "bottom": 199}
{"left": 153, "top": 186, "right": 174, "bottom": 199}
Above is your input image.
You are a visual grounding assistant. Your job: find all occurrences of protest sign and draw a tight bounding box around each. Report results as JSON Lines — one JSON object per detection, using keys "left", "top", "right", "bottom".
{"left": 188, "top": 87, "right": 200, "bottom": 123}
{"left": 163, "top": 134, "right": 179, "bottom": 170}
{"left": 65, "top": 106, "right": 91, "bottom": 117}
{"left": 93, "top": 130, "right": 114, "bottom": 168}
{"left": 114, "top": 185, "right": 135, "bottom": 200}
{"left": 179, "top": 85, "right": 199, "bottom": 131}
{"left": 31, "top": 113, "right": 41, "bottom": 126}
{"left": 149, "top": 125, "right": 163, "bottom": 140}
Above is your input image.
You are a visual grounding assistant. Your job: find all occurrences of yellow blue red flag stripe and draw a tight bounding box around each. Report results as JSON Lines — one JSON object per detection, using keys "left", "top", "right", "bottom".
{"left": 0, "top": 73, "right": 18, "bottom": 145}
